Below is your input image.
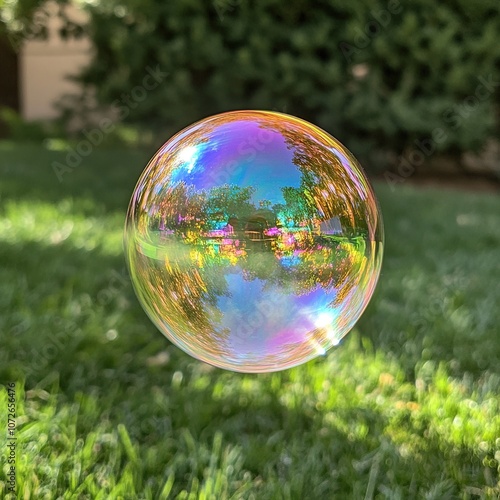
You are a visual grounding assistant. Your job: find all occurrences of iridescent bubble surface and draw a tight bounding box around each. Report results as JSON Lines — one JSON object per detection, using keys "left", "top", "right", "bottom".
{"left": 124, "top": 111, "right": 383, "bottom": 372}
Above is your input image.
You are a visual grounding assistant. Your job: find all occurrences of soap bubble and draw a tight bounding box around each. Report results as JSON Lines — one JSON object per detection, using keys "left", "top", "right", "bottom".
{"left": 124, "top": 111, "right": 383, "bottom": 373}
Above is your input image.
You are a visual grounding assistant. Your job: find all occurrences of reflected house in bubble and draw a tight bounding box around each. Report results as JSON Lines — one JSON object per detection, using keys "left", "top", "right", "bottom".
{"left": 125, "top": 111, "right": 383, "bottom": 372}
{"left": 244, "top": 215, "right": 270, "bottom": 241}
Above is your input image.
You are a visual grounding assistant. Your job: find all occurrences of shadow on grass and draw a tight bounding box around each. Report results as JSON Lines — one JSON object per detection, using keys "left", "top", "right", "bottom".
{"left": 2, "top": 224, "right": 499, "bottom": 397}
{"left": 358, "top": 185, "right": 500, "bottom": 380}
{"left": 1, "top": 234, "right": 497, "bottom": 497}
{"left": 2, "top": 143, "right": 500, "bottom": 383}
{"left": 0, "top": 143, "right": 151, "bottom": 213}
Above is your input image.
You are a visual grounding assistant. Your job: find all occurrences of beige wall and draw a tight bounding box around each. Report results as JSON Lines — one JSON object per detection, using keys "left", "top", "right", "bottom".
{"left": 20, "top": 2, "right": 91, "bottom": 121}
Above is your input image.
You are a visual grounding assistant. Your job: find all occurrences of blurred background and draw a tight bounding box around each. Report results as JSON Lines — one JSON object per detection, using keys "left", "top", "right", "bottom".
{"left": 1, "top": 0, "right": 500, "bottom": 183}
{"left": 0, "top": 0, "right": 499, "bottom": 498}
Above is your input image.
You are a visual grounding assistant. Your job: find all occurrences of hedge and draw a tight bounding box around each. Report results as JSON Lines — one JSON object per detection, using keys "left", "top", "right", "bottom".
{"left": 5, "top": 0, "right": 500, "bottom": 171}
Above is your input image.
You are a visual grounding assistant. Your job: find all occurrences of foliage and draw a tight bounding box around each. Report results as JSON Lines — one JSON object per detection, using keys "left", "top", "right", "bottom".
{"left": 203, "top": 184, "right": 256, "bottom": 223}
{"left": 78, "top": 0, "right": 500, "bottom": 167}
{"left": 3, "top": 0, "right": 500, "bottom": 171}
{"left": 0, "top": 107, "right": 72, "bottom": 142}
{"left": 0, "top": 0, "right": 82, "bottom": 44}
{"left": 0, "top": 143, "right": 500, "bottom": 497}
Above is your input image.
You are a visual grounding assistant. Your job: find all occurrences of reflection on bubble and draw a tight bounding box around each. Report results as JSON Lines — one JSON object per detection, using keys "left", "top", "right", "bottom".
{"left": 124, "top": 111, "right": 383, "bottom": 373}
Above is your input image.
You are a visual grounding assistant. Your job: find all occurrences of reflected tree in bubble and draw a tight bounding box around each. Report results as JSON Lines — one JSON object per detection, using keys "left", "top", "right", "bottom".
{"left": 125, "top": 111, "right": 383, "bottom": 372}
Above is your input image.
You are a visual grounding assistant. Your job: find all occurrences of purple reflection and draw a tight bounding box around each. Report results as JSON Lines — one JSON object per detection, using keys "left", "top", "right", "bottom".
{"left": 170, "top": 120, "right": 302, "bottom": 205}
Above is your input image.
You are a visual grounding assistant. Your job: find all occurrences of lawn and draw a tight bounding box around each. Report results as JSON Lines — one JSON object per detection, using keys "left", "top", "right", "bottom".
{"left": 1, "top": 141, "right": 499, "bottom": 499}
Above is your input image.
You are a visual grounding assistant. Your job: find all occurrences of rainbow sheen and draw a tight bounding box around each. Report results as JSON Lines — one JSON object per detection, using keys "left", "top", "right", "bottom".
{"left": 124, "top": 111, "right": 383, "bottom": 373}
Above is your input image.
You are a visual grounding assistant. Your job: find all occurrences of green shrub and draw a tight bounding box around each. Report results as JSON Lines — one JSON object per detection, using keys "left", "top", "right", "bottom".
{"left": 6, "top": 0, "right": 500, "bottom": 170}
{"left": 0, "top": 107, "right": 64, "bottom": 142}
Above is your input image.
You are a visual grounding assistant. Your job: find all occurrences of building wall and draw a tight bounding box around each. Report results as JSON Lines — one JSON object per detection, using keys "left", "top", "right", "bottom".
{"left": 20, "top": 2, "right": 91, "bottom": 121}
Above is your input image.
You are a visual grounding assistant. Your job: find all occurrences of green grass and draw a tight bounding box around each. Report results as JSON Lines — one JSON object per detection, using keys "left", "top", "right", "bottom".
{"left": 0, "top": 141, "right": 499, "bottom": 499}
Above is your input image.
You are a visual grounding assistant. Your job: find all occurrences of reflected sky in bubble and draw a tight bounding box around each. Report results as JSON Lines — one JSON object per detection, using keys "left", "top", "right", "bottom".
{"left": 124, "top": 111, "right": 383, "bottom": 373}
